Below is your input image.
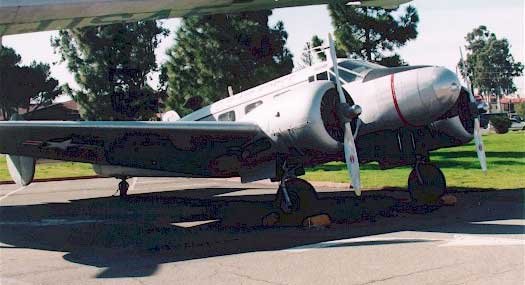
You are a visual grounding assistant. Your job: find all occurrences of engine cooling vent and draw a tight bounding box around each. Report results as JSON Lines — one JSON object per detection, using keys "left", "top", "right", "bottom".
{"left": 320, "top": 88, "right": 355, "bottom": 143}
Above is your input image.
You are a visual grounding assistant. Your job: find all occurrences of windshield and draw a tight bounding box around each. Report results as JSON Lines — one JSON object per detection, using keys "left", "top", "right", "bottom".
{"left": 338, "top": 60, "right": 385, "bottom": 75}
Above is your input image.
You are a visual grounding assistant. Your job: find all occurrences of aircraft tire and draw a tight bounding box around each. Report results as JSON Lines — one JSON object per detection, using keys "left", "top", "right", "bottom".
{"left": 118, "top": 180, "right": 129, "bottom": 198}
{"left": 275, "top": 178, "right": 319, "bottom": 215}
{"left": 408, "top": 163, "right": 446, "bottom": 205}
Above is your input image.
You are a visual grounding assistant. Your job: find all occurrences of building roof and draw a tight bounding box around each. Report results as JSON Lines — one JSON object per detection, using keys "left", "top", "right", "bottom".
{"left": 0, "top": 100, "right": 80, "bottom": 121}
{"left": 501, "top": 97, "right": 525, "bottom": 104}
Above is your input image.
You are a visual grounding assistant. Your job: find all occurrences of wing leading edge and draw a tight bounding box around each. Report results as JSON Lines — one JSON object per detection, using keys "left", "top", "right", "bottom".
{"left": 0, "top": 120, "right": 265, "bottom": 177}
{"left": 0, "top": 0, "right": 411, "bottom": 36}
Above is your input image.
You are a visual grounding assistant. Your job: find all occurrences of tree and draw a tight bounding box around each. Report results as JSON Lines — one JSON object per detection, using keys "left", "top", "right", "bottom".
{"left": 299, "top": 36, "right": 327, "bottom": 68}
{"left": 328, "top": 2, "right": 418, "bottom": 67}
{"left": 163, "top": 11, "right": 293, "bottom": 115}
{"left": 459, "top": 26, "right": 523, "bottom": 104}
{"left": 52, "top": 21, "right": 168, "bottom": 121}
{"left": 311, "top": 35, "right": 326, "bottom": 62}
{"left": 0, "top": 46, "right": 60, "bottom": 120}
{"left": 300, "top": 42, "right": 315, "bottom": 68}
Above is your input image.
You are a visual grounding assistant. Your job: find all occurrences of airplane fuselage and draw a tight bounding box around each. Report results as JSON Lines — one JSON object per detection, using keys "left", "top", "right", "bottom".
{"left": 95, "top": 59, "right": 474, "bottom": 183}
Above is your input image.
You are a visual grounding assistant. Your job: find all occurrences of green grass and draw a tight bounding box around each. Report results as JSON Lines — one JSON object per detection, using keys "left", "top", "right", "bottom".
{"left": 304, "top": 131, "right": 525, "bottom": 190}
{"left": 0, "top": 156, "right": 95, "bottom": 181}
{"left": 1, "top": 132, "right": 524, "bottom": 189}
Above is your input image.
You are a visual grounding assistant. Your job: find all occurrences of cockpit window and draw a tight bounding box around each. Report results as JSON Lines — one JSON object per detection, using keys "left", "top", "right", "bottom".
{"left": 313, "top": 60, "right": 383, "bottom": 84}
{"left": 339, "top": 60, "right": 384, "bottom": 75}
{"left": 335, "top": 68, "right": 357, "bottom": 83}
{"left": 316, "top": 72, "right": 328, "bottom": 81}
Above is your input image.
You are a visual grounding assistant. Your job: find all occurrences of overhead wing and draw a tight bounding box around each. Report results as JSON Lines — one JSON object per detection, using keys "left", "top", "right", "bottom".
{"left": 0, "top": 121, "right": 265, "bottom": 177}
{"left": 0, "top": 0, "right": 411, "bottom": 36}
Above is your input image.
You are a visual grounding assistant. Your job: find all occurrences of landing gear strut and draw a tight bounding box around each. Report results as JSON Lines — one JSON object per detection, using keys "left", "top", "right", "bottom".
{"left": 276, "top": 178, "right": 319, "bottom": 214}
{"left": 275, "top": 163, "right": 318, "bottom": 214}
{"left": 408, "top": 162, "right": 446, "bottom": 205}
{"left": 117, "top": 178, "right": 129, "bottom": 198}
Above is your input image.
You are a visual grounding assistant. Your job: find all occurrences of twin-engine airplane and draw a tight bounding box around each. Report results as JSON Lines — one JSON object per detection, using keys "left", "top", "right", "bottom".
{"left": 0, "top": 0, "right": 488, "bottom": 213}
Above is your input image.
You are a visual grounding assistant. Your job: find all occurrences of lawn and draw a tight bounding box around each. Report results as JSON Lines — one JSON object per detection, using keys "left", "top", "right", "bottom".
{"left": 0, "top": 132, "right": 524, "bottom": 189}
{"left": 0, "top": 157, "right": 95, "bottom": 181}
{"left": 304, "top": 131, "right": 525, "bottom": 189}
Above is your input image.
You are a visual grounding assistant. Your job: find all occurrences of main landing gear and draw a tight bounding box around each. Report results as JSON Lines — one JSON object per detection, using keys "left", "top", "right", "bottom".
{"left": 408, "top": 162, "right": 446, "bottom": 205}
{"left": 274, "top": 163, "right": 319, "bottom": 215}
{"left": 276, "top": 178, "right": 319, "bottom": 214}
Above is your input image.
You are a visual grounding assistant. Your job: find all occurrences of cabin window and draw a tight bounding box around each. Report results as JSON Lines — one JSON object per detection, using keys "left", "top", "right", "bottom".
{"left": 316, "top": 72, "right": 328, "bottom": 81}
{"left": 218, "top": 111, "right": 236, "bottom": 121}
{"left": 245, "top": 100, "right": 263, "bottom": 114}
{"left": 308, "top": 75, "right": 315, "bottom": 82}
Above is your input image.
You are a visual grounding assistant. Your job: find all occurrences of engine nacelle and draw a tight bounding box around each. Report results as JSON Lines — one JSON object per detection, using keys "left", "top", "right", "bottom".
{"left": 349, "top": 66, "right": 462, "bottom": 134}
{"left": 427, "top": 88, "right": 476, "bottom": 150}
{"left": 242, "top": 81, "right": 351, "bottom": 166}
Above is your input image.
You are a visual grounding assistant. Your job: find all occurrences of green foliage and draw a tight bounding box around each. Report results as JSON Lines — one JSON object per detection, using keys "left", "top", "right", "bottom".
{"left": 514, "top": 103, "right": 525, "bottom": 118}
{"left": 52, "top": 21, "right": 168, "bottom": 121}
{"left": 459, "top": 26, "right": 524, "bottom": 97}
{"left": 328, "top": 3, "right": 418, "bottom": 66}
{"left": 489, "top": 115, "right": 511, "bottom": 134}
{"left": 0, "top": 46, "right": 60, "bottom": 119}
{"left": 300, "top": 35, "right": 328, "bottom": 67}
{"left": 163, "top": 11, "right": 293, "bottom": 115}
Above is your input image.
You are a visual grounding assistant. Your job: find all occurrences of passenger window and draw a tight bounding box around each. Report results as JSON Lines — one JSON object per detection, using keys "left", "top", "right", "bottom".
{"left": 308, "top": 75, "right": 315, "bottom": 82}
{"left": 245, "top": 100, "right": 263, "bottom": 114}
{"left": 218, "top": 111, "right": 236, "bottom": 121}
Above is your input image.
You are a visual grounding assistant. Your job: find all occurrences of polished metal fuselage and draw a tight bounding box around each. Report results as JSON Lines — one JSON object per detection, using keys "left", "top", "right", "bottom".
{"left": 95, "top": 59, "right": 474, "bottom": 182}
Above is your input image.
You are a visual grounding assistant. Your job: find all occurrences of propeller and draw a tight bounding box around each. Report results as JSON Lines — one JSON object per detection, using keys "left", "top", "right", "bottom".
{"left": 460, "top": 47, "right": 487, "bottom": 174}
{"left": 327, "top": 34, "right": 362, "bottom": 195}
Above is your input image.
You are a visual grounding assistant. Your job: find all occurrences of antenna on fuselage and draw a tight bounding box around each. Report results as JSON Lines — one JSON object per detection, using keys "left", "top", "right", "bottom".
{"left": 228, "top": 86, "right": 234, "bottom": 97}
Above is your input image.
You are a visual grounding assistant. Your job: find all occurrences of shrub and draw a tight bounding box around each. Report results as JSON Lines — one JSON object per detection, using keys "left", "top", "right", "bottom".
{"left": 514, "top": 102, "right": 525, "bottom": 118}
{"left": 489, "top": 115, "right": 511, "bottom": 134}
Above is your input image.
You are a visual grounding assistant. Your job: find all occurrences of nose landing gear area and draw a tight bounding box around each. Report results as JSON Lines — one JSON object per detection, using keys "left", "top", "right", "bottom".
{"left": 408, "top": 163, "right": 447, "bottom": 205}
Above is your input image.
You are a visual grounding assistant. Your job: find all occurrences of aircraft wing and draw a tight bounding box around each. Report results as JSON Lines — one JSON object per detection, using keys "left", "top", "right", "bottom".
{"left": 0, "top": 121, "right": 265, "bottom": 177}
{"left": 0, "top": 0, "right": 411, "bottom": 36}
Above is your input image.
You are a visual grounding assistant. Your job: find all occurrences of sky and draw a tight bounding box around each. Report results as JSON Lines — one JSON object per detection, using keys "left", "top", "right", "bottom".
{"left": 2, "top": 0, "right": 524, "bottom": 101}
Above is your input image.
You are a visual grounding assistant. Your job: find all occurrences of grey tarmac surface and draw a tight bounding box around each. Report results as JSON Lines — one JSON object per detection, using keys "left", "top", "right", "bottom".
{"left": 0, "top": 177, "right": 524, "bottom": 285}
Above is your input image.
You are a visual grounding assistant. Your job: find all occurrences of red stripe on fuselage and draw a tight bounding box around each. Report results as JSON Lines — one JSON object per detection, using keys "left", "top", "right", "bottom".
{"left": 390, "top": 74, "right": 416, "bottom": 127}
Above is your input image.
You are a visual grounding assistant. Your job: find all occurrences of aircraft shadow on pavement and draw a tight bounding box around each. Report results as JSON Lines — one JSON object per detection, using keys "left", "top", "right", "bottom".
{"left": 0, "top": 186, "right": 523, "bottom": 279}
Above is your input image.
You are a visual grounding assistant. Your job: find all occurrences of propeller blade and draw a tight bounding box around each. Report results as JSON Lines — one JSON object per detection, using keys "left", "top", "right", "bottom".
{"left": 328, "top": 33, "right": 361, "bottom": 195}
{"left": 344, "top": 122, "right": 362, "bottom": 195}
{"left": 473, "top": 117, "right": 487, "bottom": 174}
{"left": 460, "top": 47, "right": 487, "bottom": 174}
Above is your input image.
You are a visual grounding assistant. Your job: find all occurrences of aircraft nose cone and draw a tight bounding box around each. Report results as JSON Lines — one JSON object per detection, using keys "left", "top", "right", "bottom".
{"left": 418, "top": 67, "right": 461, "bottom": 116}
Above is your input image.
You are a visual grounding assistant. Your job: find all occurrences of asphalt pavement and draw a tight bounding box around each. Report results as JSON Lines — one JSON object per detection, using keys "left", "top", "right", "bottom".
{"left": 0, "top": 177, "right": 524, "bottom": 284}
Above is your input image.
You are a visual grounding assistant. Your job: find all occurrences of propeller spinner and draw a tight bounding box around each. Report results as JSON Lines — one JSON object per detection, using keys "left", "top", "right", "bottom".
{"left": 327, "top": 34, "right": 362, "bottom": 195}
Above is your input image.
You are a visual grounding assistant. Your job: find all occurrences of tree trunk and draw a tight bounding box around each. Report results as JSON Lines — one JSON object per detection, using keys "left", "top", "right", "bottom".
{"left": 365, "top": 28, "right": 372, "bottom": 61}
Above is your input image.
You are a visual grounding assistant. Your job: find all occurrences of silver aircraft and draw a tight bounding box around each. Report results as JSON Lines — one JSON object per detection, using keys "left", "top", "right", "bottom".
{"left": 0, "top": 37, "right": 488, "bottom": 210}
{"left": 0, "top": 0, "right": 488, "bottom": 212}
